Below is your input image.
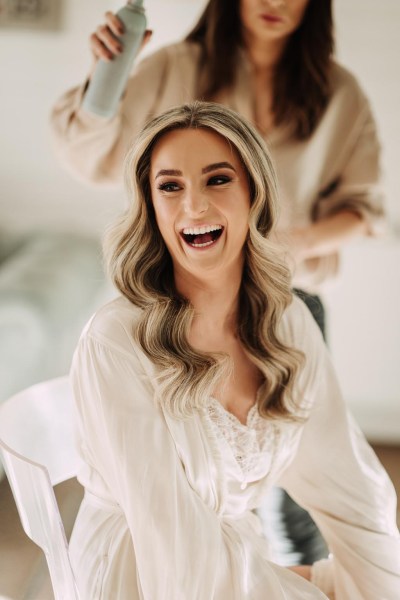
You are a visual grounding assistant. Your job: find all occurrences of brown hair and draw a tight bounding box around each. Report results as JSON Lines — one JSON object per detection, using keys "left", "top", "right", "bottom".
{"left": 186, "top": 0, "right": 334, "bottom": 139}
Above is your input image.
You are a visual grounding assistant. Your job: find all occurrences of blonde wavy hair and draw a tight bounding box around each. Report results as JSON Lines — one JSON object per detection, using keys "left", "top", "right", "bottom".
{"left": 105, "top": 101, "right": 304, "bottom": 419}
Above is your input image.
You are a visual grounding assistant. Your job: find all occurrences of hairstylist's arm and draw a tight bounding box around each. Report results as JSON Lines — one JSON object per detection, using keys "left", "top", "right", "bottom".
{"left": 50, "top": 12, "right": 159, "bottom": 185}
{"left": 274, "top": 209, "right": 368, "bottom": 269}
{"left": 275, "top": 90, "right": 385, "bottom": 273}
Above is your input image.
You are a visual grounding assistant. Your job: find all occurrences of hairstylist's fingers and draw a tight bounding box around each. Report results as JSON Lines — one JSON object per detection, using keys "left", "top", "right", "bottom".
{"left": 140, "top": 29, "right": 153, "bottom": 51}
{"left": 104, "top": 11, "right": 124, "bottom": 37}
{"left": 89, "top": 13, "right": 123, "bottom": 62}
{"left": 90, "top": 33, "right": 114, "bottom": 62}
{"left": 96, "top": 22, "right": 123, "bottom": 55}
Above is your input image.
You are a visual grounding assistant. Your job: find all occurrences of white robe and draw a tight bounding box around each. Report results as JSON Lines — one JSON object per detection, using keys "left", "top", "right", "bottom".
{"left": 69, "top": 295, "right": 400, "bottom": 599}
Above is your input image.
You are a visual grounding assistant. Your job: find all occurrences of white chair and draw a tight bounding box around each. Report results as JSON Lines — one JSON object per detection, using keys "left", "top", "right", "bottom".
{"left": 0, "top": 376, "right": 81, "bottom": 600}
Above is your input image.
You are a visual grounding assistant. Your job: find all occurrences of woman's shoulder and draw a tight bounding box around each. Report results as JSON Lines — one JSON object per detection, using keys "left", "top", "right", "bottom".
{"left": 329, "top": 61, "right": 371, "bottom": 112}
{"left": 80, "top": 295, "right": 142, "bottom": 358}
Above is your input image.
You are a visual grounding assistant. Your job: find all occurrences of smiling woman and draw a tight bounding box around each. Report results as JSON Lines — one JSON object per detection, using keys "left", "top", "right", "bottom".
{"left": 68, "top": 101, "right": 400, "bottom": 599}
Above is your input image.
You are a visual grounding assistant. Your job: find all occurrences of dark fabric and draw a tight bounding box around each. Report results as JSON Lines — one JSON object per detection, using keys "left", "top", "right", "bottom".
{"left": 257, "top": 486, "right": 329, "bottom": 566}
{"left": 257, "top": 289, "right": 329, "bottom": 566}
{"left": 293, "top": 288, "right": 326, "bottom": 341}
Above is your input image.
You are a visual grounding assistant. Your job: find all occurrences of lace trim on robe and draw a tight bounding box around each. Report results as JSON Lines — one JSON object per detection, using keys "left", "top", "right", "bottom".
{"left": 205, "top": 398, "right": 280, "bottom": 483}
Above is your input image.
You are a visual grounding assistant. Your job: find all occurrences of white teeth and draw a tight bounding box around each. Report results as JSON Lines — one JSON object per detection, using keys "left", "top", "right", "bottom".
{"left": 191, "top": 240, "right": 214, "bottom": 247}
{"left": 182, "top": 225, "right": 222, "bottom": 235}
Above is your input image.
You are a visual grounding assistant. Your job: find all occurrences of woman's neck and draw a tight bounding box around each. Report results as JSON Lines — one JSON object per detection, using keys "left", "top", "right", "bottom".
{"left": 243, "top": 33, "right": 287, "bottom": 78}
{"left": 174, "top": 262, "right": 243, "bottom": 339}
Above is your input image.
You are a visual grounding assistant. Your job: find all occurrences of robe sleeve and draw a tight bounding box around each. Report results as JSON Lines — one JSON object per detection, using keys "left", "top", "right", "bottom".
{"left": 278, "top": 301, "right": 400, "bottom": 599}
{"left": 312, "top": 78, "right": 386, "bottom": 237}
{"left": 49, "top": 46, "right": 170, "bottom": 186}
{"left": 70, "top": 317, "right": 328, "bottom": 600}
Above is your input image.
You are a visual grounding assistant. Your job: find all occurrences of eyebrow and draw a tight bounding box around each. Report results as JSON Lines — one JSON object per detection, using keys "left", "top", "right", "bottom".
{"left": 202, "top": 161, "right": 236, "bottom": 174}
{"left": 154, "top": 162, "right": 236, "bottom": 179}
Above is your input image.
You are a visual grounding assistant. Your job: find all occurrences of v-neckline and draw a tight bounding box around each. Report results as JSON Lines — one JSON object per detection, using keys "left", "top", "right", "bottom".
{"left": 209, "top": 397, "right": 259, "bottom": 428}
{"left": 227, "top": 49, "right": 292, "bottom": 147}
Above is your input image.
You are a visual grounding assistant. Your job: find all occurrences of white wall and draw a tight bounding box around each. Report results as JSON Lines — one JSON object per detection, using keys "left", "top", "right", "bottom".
{"left": 334, "top": 0, "right": 400, "bottom": 232}
{"left": 0, "top": 0, "right": 399, "bottom": 441}
{"left": 325, "top": 0, "right": 400, "bottom": 441}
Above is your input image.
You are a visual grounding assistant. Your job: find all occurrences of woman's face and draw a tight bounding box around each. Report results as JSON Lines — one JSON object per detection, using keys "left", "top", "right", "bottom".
{"left": 149, "top": 127, "right": 251, "bottom": 278}
{"left": 240, "top": 0, "right": 310, "bottom": 43}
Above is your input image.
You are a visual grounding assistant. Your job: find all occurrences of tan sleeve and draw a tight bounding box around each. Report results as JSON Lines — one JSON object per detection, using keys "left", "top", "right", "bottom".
{"left": 313, "top": 89, "right": 386, "bottom": 237}
{"left": 49, "top": 46, "right": 171, "bottom": 187}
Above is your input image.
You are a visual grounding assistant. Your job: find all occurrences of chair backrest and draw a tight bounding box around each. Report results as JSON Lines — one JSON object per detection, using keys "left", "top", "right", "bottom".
{"left": 0, "top": 376, "right": 81, "bottom": 600}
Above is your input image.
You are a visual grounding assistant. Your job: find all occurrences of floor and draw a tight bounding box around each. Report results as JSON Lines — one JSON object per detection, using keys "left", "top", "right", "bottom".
{"left": 0, "top": 446, "right": 399, "bottom": 600}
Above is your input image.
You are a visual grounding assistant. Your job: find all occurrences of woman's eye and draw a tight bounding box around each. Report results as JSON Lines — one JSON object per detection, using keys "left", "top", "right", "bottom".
{"left": 158, "top": 182, "right": 180, "bottom": 192}
{"left": 208, "top": 175, "right": 231, "bottom": 186}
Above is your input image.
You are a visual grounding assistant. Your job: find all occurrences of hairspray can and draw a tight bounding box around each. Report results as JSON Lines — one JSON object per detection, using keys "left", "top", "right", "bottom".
{"left": 82, "top": 0, "right": 147, "bottom": 118}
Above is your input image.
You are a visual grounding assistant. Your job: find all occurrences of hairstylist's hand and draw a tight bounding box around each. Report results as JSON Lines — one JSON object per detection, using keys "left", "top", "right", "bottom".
{"left": 89, "top": 11, "right": 152, "bottom": 63}
{"left": 287, "top": 565, "right": 312, "bottom": 581}
{"left": 271, "top": 228, "right": 311, "bottom": 273}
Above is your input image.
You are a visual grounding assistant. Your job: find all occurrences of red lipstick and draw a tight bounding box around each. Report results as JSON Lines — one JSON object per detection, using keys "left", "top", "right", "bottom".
{"left": 260, "top": 13, "right": 283, "bottom": 24}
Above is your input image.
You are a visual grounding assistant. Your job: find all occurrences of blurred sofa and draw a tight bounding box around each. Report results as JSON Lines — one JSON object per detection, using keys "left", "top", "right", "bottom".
{"left": 0, "top": 231, "right": 114, "bottom": 477}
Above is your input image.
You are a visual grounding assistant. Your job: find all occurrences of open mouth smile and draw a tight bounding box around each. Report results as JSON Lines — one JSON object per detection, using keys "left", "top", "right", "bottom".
{"left": 180, "top": 224, "right": 224, "bottom": 248}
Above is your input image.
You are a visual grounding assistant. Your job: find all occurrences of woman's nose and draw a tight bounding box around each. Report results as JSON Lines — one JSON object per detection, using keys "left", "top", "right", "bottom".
{"left": 183, "top": 191, "right": 208, "bottom": 216}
